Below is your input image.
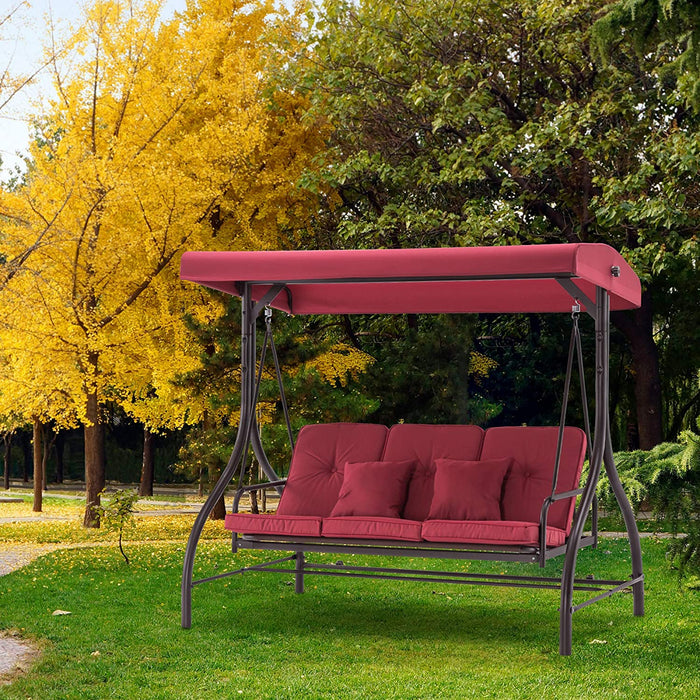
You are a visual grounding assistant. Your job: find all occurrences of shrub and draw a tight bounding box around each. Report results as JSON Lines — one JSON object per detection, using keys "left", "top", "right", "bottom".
{"left": 596, "top": 428, "right": 700, "bottom": 579}
{"left": 92, "top": 489, "right": 139, "bottom": 564}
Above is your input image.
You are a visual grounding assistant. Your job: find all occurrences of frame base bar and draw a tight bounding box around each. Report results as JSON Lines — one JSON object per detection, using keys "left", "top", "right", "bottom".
{"left": 237, "top": 567, "right": 604, "bottom": 591}
{"left": 198, "top": 556, "right": 633, "bottom": 594}
{"left": 303, "top": 562, "right": 626, "bottom": 588}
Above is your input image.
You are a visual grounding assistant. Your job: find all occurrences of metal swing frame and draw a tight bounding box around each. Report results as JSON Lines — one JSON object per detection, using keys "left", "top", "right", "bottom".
{"left": 181, "top": 274, "right": 645, "bottom": 656}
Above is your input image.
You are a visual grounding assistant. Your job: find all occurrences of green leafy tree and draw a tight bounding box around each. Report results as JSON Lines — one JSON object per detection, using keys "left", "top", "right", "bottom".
{"left": 345, "top": 314, "right": 502, "bottom": 426}
{"left": 593, "top": 0, "right": 700, "bottom": 109}
{"left": 291, "top": 0, "right": 699, "bottom": 447}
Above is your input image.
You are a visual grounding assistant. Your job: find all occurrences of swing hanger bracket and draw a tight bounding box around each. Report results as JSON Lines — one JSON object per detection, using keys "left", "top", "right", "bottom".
{"left": 556, "top": 278, "right": 596, "bottom": 319}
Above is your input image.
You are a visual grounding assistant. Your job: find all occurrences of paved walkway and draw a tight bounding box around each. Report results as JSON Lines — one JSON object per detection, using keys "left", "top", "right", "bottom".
{"left": 0, "top": 496, "right": 205, "bottom": 577}
{"left": 0, "top": 508, "right": 202, "bottom": 525}
{"left": 0, "top": 544, "right": 64, "bottom": 577}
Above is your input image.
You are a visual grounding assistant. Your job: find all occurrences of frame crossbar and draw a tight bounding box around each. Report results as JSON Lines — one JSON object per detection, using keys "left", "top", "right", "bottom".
{"left": 572, "top": 575, "right": 645, "bottom": 614}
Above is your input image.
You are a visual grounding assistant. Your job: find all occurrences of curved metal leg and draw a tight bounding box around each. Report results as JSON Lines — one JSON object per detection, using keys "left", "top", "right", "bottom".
{"left": 559, "top": 562, "right": 574, "bottom": 656}
{"left": 559, "top": 286, "right": 608, "bottom": 655}
{"left": 181, "top": 434, "right": 248, "bottom": 628}
{"left": 559, "top": 449, "right": 603, "bottom": 655}
{"left": 182, "top": 283, "right": 256, "bottom": 629}
{"left": 295, "top": 551, "right": 305, "bottom": 594}
{"left": 604, "top": 433, "right": 644, "bottom": 616}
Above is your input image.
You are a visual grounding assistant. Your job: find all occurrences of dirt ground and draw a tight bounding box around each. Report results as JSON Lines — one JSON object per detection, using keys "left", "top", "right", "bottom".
{"left": 0, "top": 630, "right": 41, "bottom": 685}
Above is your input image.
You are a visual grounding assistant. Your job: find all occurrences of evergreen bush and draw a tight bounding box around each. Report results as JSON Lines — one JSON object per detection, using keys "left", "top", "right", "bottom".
{"left": 595, "top": 425, "right": 699, "bottom": 579}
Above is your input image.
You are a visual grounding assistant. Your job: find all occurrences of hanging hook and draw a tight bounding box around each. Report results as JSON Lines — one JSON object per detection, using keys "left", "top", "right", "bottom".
{"left": 571, "top": 301, "right": 581, "bottom": 319}
{"left": 264, "top": 306, "right": 273, "bottom": 326}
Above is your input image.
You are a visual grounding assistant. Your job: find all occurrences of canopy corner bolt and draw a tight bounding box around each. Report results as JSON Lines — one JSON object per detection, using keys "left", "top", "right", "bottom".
{"left": 610, "top": 265, "right": 621, "bottom": 277}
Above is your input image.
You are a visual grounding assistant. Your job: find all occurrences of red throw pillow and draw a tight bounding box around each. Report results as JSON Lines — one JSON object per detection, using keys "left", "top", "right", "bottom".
{"left": 427, "top": 457, "right": 513, "bottom": 521}
{"left": 329, "top": 460, "right": 416, "bottom": 518}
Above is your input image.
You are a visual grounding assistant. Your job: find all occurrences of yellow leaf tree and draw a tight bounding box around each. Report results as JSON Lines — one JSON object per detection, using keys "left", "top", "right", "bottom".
{"left": 0, "top": 0, "right": 323, "bottom": 526}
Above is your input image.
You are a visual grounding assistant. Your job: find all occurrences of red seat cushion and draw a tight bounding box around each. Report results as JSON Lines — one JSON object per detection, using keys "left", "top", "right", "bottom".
{"left": 224, "top": 513, "right": 322, "bottom": 537}
{"left": 322, "top": 516, "right": 423, "bottom": 542}
{"left": 329, "top": 460, "right": 416, "bottom": 518}
{"left": 481, "top": 426, "right": 586, "bottom": 533}
{"left": 276, "top": 423, "right": 388, "bottom": 517}
{"left": 421, "top": 520, "right": 567, "bottom": 547}
{"left": 427, "top": 458, "right": 512, "bottom": 521}
{"left": 382, "top": 424, "right": 484, "bottom": 521}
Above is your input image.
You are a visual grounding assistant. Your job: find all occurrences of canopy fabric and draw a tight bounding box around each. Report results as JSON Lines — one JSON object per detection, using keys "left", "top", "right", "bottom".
{"left": 179, "top": 243, "right": 641, "bottom": 314}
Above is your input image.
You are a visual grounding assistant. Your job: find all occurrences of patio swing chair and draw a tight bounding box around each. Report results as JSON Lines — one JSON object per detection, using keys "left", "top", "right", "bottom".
{"left": 179, "top": 243, "right": 644, "bottom": 656}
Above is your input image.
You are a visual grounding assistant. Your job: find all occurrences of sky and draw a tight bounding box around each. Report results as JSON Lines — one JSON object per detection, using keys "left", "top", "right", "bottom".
{"left": 0, "top": 0, "right": 187, "bottom": 179}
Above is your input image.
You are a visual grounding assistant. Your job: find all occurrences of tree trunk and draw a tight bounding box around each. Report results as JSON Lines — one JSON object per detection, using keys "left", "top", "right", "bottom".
{"left": 668, "top": 388, "right": 700, "bottom": 440}
{"left": 139, "top": 427, "right": 155, "bottom": 497}
{"left": 611, "top": 290, "right": 663, "bottom": 449}
{"left": 32, "top": 417, "right": 43, "bottom": 513}
{"left": 208, "top": 457, "right": 225, "bottom": 520}
{"left": 3, "top": 432, "right": 12, "bottom": 490}
{"left": 42, "top": 427, "right": 53, "bottom": 492}
{"left": 54, "top": 430, "right": 64, "bottom": 484}
{"left": 201, "top": 410, "right": 225, "bottom": 519}
{"left": 83, "top": 391, "right": 106, "bottom": 528}
{"left": 22, "top": 432, "right": 31, "bottom": 482}
{"left": 211, "top": 492, "right": 226, "bottom": 520}
{"left": 260, "top": 464, "right": 267, "bottom": 512}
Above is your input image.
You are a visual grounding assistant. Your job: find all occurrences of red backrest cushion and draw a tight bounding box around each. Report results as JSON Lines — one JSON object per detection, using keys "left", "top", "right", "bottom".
{"left": 329, "top": 460, "right": 416, "bottom": 518}
{"left": 427, "top": 457, "right": 512, "bottom": 521}
{"left": 276, "top": 423, "right": 388, "bottom": 517}
{"left": 481, "top": 426, "right": 586, "bottom": 532}
{"left": 383, "top": 424, "right": 484, "bottom": 521}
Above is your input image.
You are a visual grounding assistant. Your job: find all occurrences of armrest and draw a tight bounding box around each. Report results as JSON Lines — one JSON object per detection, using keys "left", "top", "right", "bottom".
{"left": 233, "top": 479, "right": 287, "bottom": 513}
{"left": 548, "top": 488, "right": 584, "bottom": 502}
{"left": 538, "top": 488, "right": 584, "bottom": 567}
{"left": 238, "top": 479, "right": 287, "bottom": 493}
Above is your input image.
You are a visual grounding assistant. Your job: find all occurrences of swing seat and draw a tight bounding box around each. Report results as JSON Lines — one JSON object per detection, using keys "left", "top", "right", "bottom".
{"left": 224, "top": 422, "right": 586, "bottom": 550}
{"left": 181, "top": 244, "right": 646, "bottom": 655}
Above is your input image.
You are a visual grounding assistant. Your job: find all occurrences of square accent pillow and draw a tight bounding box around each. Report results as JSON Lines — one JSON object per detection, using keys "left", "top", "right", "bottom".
{"left": 329, "top": 460, "right": 416, "bottom": 518}
{"left": 427, "top": 457, "right": 513, "bottom": 521}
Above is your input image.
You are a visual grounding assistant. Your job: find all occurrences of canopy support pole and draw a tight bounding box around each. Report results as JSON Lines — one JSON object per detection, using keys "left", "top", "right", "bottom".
{"left": 558, "top": 287, "right": 644, "bottom": 655}
{"left": 558, "top": 286, "right": 608, "bottom": 654}
{"left": 182, "top": 283, "right": 281, "bottom": 628}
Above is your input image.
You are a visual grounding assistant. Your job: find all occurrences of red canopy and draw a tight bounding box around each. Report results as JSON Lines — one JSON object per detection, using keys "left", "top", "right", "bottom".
{"left": 179, "top": 243, "right": 640, "bottom": 314}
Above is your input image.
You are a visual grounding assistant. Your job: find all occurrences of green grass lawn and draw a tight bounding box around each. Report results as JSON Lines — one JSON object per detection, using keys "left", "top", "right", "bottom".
{"left": 1, "top": 538, "right": 698, "bottom": 699}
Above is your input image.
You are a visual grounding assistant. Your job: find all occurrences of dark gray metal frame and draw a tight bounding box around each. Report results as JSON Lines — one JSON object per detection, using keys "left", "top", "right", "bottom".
{"left": 181, "top": 278, "right": 644, "bottom": 656}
